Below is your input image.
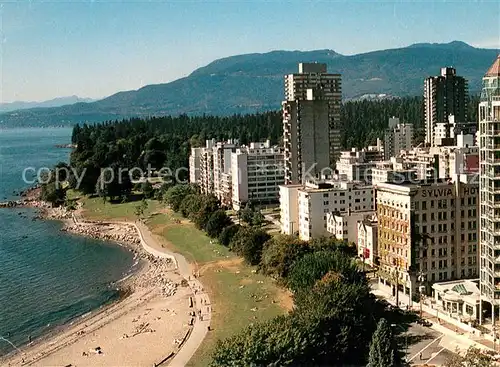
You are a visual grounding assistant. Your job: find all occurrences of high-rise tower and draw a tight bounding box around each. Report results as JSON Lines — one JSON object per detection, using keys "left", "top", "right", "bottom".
{"left": 424, "top": 67, "right": 468, "bottom": 147}
{"left": 479, "top": 55, "right": 500, "bottom": 319}
{"left": 282, "top": 63, "right": 341, "bottom": 184}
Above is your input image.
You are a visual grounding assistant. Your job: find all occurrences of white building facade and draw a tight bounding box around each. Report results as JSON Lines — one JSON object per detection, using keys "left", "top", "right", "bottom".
{"left": 231, "top": 141, "right": 285, "bottom": 210}
{"left": 357, "top": 217, "right": 378, "bottom": 268}
{"left": 479, "top": 55, "right": 500, "bottom": 318}
{"left": 279, "top": 180, "right": 374, "bottom": 241}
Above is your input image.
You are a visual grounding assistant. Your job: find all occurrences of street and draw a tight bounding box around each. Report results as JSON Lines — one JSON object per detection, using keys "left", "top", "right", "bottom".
{"left": 403, "top": 322, "right": 459, "bottom": 366}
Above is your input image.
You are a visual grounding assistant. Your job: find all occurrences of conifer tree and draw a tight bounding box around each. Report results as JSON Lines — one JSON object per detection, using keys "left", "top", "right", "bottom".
{"left": 367, "top": 318, "right": 397, "bottom": 367}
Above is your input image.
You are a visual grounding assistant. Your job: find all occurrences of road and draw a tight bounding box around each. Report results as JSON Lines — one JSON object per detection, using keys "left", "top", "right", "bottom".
{"left": 402, "top": 322, "right": 459, "bottom": 366}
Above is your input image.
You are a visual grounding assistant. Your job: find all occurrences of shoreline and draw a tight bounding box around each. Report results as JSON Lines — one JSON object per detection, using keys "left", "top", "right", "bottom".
{"left": 0, "top": 201, "right": 189, "bottom": 366}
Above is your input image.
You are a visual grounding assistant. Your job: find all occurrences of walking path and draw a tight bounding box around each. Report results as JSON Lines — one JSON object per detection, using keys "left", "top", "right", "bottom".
{"left": 135, "top": 221, "right": 211, "bottom": 367}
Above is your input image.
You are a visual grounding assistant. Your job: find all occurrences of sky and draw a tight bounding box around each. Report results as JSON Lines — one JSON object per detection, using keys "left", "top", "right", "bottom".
{"left": 1, "top": 0, "right": 499, "bottom": 103}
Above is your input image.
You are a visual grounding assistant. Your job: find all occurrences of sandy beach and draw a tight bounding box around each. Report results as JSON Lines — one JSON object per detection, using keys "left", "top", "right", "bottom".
{"left": 0, "top": 207, "right": 209, "bottom": 367}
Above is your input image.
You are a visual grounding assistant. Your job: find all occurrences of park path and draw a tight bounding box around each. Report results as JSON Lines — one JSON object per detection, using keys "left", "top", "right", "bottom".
{"left": 72, "top": 213, "right": 211, "bottom": 367}
{"left": 134, "top": 221, "right": 212, "bottom": 367}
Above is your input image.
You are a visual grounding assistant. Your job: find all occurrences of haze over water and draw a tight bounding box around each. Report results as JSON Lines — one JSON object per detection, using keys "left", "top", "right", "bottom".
{"left": 0, "top": 128, "right": 134, "bottom": 356}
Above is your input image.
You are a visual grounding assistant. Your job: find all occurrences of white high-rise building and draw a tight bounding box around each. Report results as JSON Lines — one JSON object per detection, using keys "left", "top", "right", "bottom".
{"left": 231, "top": 141, "right": 285, "bottom": 210}
{"left": 479, "top": 55, "right": 500, "bottom": 320}
{"left": 384, "top": 117, "right": 414, "bottom": 160}
{"left": 189, "top": 139, "right": 239, "bottom": 198}
{"left": 283, "top": 63, "right": 341, "bottom": 184}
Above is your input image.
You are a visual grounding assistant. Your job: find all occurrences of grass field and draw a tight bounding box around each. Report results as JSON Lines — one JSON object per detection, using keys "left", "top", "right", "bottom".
{"left": 146, "top": 212, "right": 290, "bottom": 367}
{"left": 79, "top": 196, "right": 160, "bottom": 221}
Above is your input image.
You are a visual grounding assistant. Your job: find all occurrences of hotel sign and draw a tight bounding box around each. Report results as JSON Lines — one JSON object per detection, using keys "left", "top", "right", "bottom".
{"left": 420, "top": 188, "right": 453, "bottom": 198}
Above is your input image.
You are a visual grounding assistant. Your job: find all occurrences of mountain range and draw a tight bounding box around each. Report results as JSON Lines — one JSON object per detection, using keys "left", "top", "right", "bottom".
{"left": 0, "top": 96, "right": 95, "bottom": 113}
{"left": 1, "top": 41, "right": 498, "bottom": 127}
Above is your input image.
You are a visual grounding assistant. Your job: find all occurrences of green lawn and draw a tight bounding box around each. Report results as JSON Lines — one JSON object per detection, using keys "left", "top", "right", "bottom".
{"left": 80, "top": 196, "right": 160, "bottom": 221}
{"left": 147, "top": 213, "right": 233, "bottom": 264}
{"left": 146, "top": 211, "right": 290, "bottom": 367}
{"left": 187, "top": 266, "right": 286, "bottom": 367}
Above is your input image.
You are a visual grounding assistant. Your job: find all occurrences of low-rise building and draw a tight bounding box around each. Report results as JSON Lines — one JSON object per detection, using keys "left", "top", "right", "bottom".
{"left": 357, "top": 216, "right": 378, "bottom": 268}
{"left": 280, "top": 180, "right": 374, "bottom": 241}
{"left": 326, "top": 211, "right": 374, "bottom": 244}
{"left": 432, "top": 279, "right": 480, "bottom": 322}
{"left": 371, "top": 161, "right": 417, "bottom": 185}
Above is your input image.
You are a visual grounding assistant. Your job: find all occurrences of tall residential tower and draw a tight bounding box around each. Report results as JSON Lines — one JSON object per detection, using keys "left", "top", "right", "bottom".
{"left": 479, "top": 55, "right": 500, "bottom": 321}
{"left": 282, "top": 63, "right": 341, "bottom": 184}
{"left": 424, "top": 67, "right": 468, "bottom": 147}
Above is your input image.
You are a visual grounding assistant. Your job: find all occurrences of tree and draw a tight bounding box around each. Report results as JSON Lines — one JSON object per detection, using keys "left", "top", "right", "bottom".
{"left": 444, "top": 347, "right": 493, "bottom": 367}
{"left": 229, "top": 227, "right": 270, "bottom": 265}
{"left": 179, "top": 193, "right": 202, "bottom": 218}
{"left": 191, "top": 194, "right": 220, "bottom": 230}
{"left": 205, "top": 210, "right": 231, "bottom": 238}
{"left": 309, "top": 236, "right": 356, "bottom": 257}
{"left": 41, "top": 181, "right": 66, "bottom": 207}
{"left": 252, "top": 210, "right": 265, "bottom": 227}
{"left": 134, "top": 199, "right": 148, "bottom": 219}
{"left": 260, "top": 235, "right": 310, "bottom": 280}
{"left": 95, "top": 165, "right": 131, "bottom": 202}
{"left": 367, "top": 318, "right": 398, "bottom": 367}
{"left": 164, "top": 185, "right": 196, "bottom": 212}
{"left": 238, "top": 203, "right": 254, "bottom": 224}
{"left": 293, "top": 271, "right": 376, "bottom": 366}
{"left": 218, "top": 224, "right": 241, "bottom": 247}
{"left": 287, "top": 250, "right": 364, "bottom": 293}
{"left": 141, "top": 180, "right": 154, "bottom": 199}
{"left": 210, "top": 314, "right": 316, "bottom": 367}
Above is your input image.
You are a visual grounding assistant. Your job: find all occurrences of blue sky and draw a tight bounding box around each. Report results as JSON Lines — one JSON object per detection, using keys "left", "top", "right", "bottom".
{"left": 1, "top": 0, "right": 499, "bottom": 102}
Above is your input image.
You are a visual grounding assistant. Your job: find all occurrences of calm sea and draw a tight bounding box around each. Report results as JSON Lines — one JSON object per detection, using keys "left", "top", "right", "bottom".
{"left": 0, "top": 128, "right": 135, "bottom": 356}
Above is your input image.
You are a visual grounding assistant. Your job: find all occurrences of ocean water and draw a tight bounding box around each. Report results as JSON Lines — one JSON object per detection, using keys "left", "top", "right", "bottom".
{"left": 0, "top": 128, "right": 135, "bottom": 356}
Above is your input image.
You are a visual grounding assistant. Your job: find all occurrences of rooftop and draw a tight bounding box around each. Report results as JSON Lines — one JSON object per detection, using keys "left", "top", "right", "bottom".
{"left": 485, "top": 55, "right": 500, "bottom": 77}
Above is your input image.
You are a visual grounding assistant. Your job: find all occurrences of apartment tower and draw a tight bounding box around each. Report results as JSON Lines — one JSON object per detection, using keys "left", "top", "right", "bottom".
{"left": 479, "top": 55, "right": 500, "bottom": 322}
{"left": 384, "top": 117, "right": 414, "bottom": 160}
{"left": 424, "top": 67, "right": 468, "bottom": 147}
{"left": 282, "top": 63, "right": 341, "bottom": 184}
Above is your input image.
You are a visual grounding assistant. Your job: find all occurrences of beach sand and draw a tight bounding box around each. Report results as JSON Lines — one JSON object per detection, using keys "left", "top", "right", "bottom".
{"left": 0, "top": 210, "right": 201, "bottom": 367}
